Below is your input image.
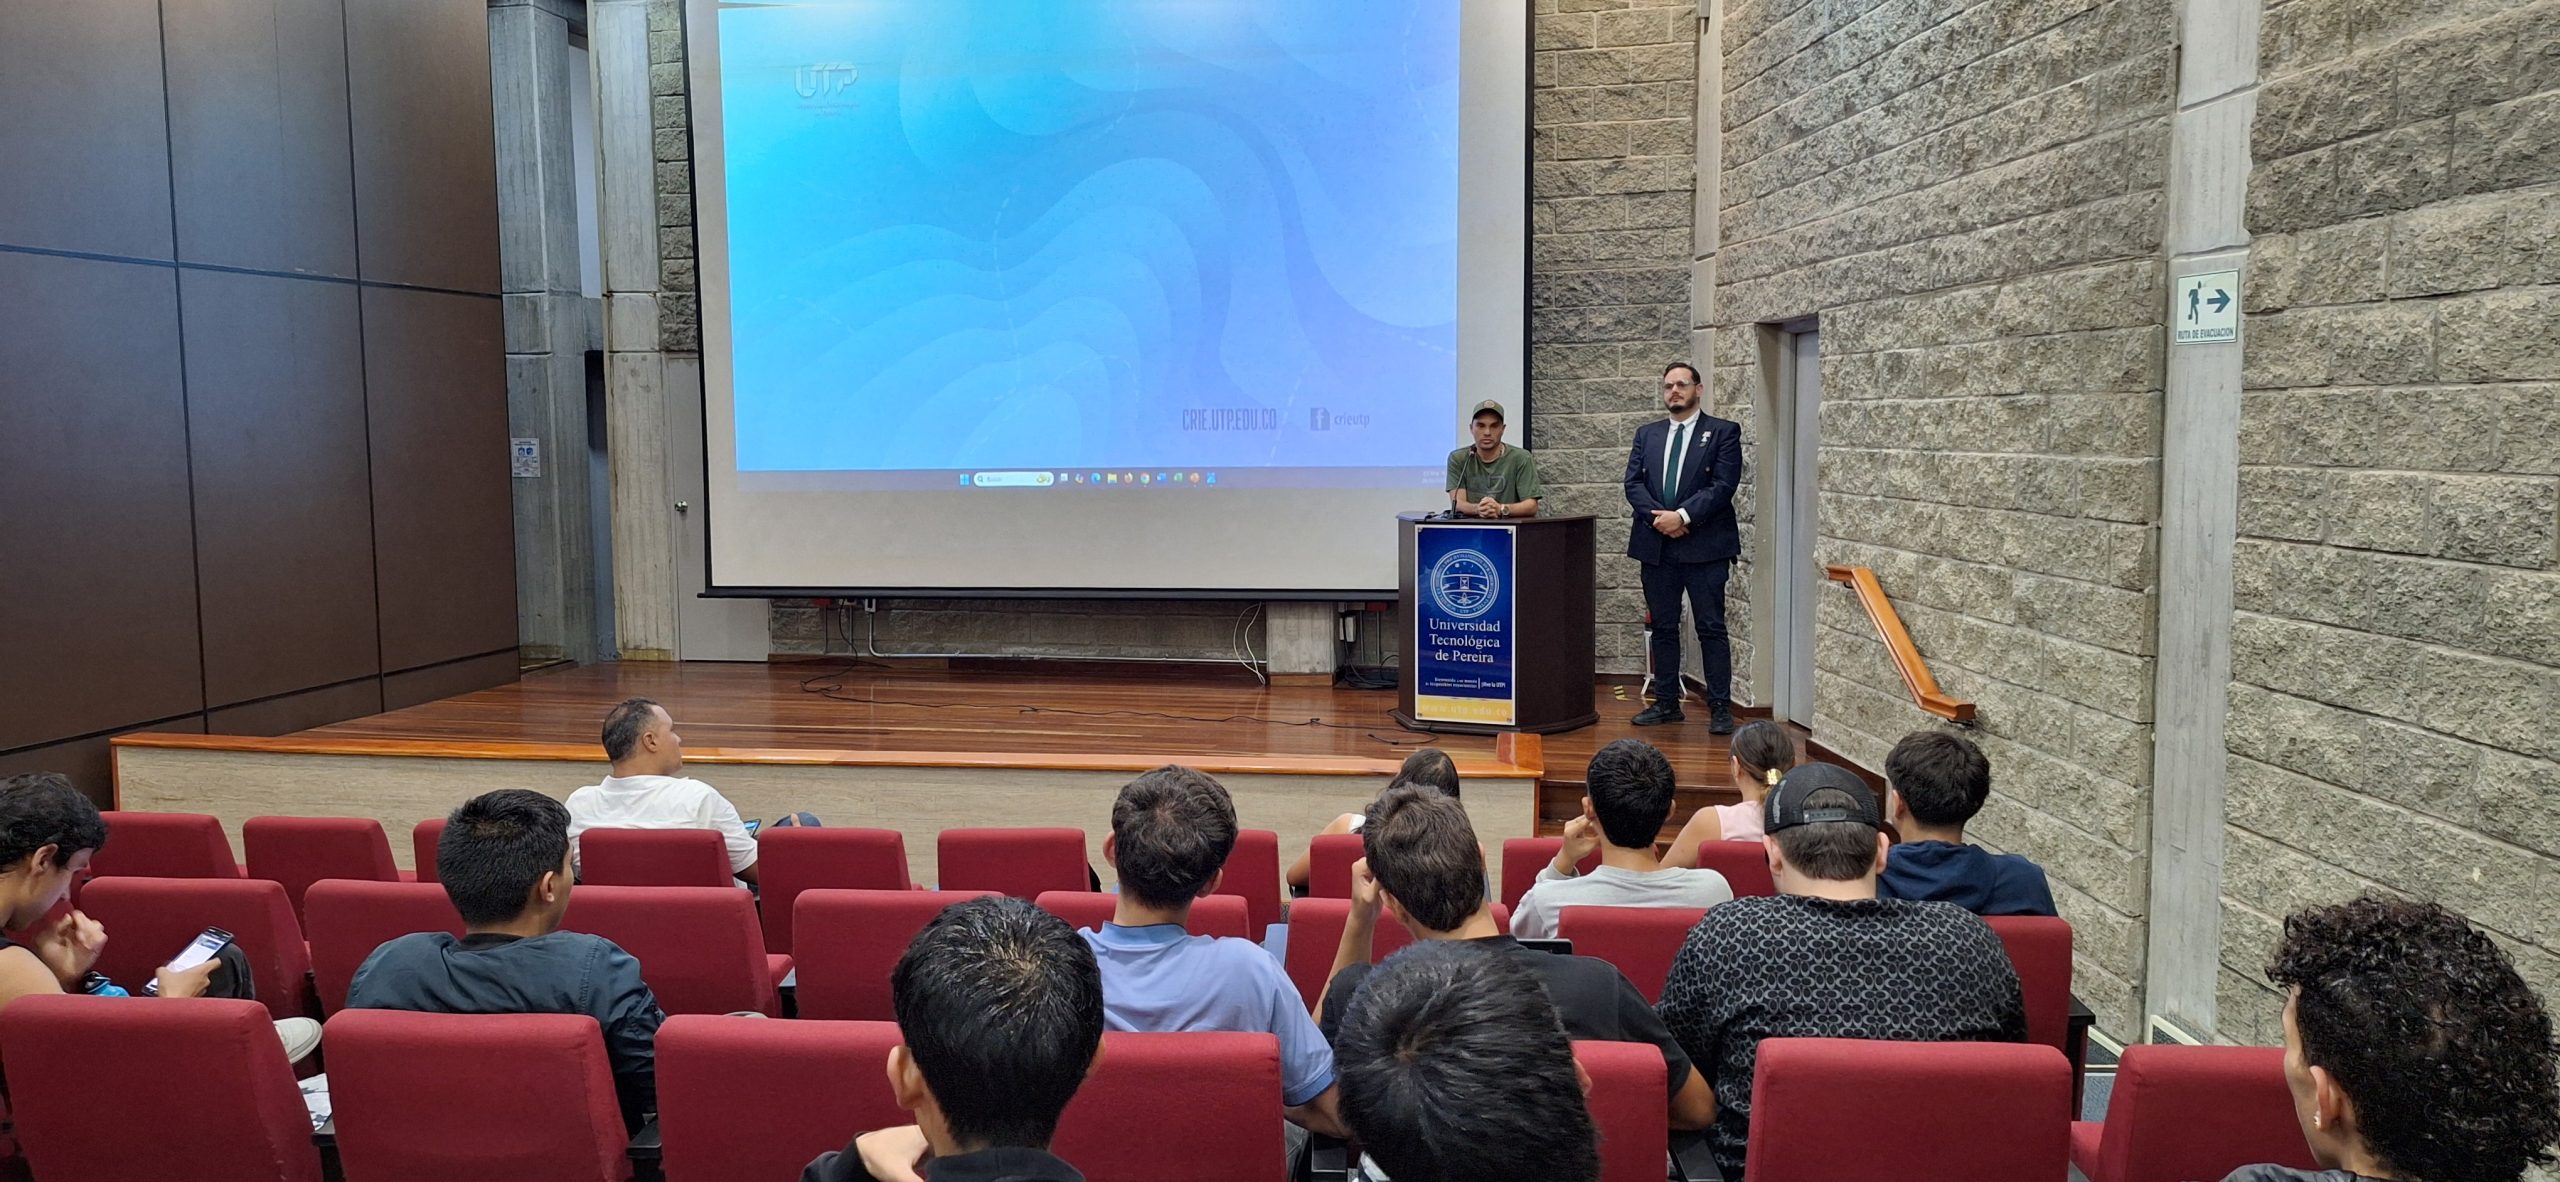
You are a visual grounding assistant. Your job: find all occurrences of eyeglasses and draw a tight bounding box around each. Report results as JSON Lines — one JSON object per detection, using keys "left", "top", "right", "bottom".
{"left": 1661, "top": 380, "right": 1696, "bottom": 391}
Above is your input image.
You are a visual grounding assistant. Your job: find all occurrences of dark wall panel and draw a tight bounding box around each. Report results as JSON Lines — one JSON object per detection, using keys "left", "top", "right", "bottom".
{"left": 382, "top": 651, "right": 519, "bottom": 712}
{"left": 183, "top": 270, "right": 380, "bottom": 707}
{"left": 0, "top": 253, "right": 201, "bottom": 751}
{"left": 0, "top": 0, "right": 174, "bottom": 261}
{"left": 0, "top": 716, "right": 204, "bottom": 809}
{"left": 344, "top": 0, "right": 500, "bottom": 294}
{"left": 161, "top": 0, "right": 359, "bottom": 277}
{"left": 206, "top": 678, "right": 385, "bottom": 737}
{"left": 366, "top": 288, "right": 518, "bottom": 672}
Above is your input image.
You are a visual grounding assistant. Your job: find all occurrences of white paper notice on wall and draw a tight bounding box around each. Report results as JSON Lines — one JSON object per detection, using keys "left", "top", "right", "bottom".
{"left": 2173, "top": 270, "right": 2240, "bottom": 344}
{"left": 511, "top": 437, "right": 542, "bottom": 478}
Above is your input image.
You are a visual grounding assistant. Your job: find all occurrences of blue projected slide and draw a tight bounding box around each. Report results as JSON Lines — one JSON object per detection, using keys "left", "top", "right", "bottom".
{"left": 715, "top": 1, "right": 1459, "bottom": 487}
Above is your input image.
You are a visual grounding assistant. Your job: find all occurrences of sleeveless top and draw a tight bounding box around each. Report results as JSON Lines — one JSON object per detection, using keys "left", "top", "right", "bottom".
{"left": 1714, "top": 799, "right": 1766, "bottom": 843}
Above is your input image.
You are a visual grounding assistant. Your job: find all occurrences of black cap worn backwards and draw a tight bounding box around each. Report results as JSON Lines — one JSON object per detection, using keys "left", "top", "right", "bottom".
{"left": 1763, "top": 762, "right": 1883, "bottom": 833}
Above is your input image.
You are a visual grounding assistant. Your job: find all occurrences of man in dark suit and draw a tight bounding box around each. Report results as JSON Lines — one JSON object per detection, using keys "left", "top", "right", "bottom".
{"left": 1623, "top": 362, "right": 1743, "bottom": 733}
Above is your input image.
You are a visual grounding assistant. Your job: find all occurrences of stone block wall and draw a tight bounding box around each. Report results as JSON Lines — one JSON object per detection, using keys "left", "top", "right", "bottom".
{"left": 1531, "top": 0, "right": 1704, "bottom": 674}
{"left": 1709, "top": 0, "right": 2180, "bottom": 1033}
{"left": 2221, "top": 0, "right": 2560, "bottom": 1045}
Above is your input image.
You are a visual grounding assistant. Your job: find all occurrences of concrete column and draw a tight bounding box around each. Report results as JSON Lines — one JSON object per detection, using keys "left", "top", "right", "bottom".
{"left": 491, "top": 0, "right": 598, "bottom": 663}
{"left": 2142, "top": 0, "right": 2261, "bottom": 1042}
{"left": 592, "top": 0, "right": 677, "bottom": 660}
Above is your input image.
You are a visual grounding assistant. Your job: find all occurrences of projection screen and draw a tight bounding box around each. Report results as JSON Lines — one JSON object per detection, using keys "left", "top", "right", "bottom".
{"left": 685, "top": 0, "right": 1530, "bottom": 596}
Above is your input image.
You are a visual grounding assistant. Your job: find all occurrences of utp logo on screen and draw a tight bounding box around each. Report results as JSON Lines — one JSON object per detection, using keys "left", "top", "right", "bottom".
{"left": 795, "top": 63, "right": 858, "bottom": 100}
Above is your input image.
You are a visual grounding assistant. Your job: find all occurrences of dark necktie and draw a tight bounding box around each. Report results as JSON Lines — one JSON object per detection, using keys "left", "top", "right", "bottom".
{"left": 1663, "top": 422, "right": 1688, "bottom": 504}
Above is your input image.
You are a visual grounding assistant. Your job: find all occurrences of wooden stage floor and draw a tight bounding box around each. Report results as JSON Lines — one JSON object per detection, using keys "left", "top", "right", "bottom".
{"left": 295, "top": 660, "right": 1742, "bottom": 785}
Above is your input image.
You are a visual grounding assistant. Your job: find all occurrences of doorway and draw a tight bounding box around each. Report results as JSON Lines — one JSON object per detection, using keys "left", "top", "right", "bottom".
{"left": 1763, "top": 323, "right": 1820, "bottom": 725}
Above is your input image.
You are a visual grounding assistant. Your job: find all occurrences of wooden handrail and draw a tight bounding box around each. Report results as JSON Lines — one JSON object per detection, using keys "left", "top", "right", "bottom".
{"left": 1823, "top": 565, "right": 1976, "bottom": 723}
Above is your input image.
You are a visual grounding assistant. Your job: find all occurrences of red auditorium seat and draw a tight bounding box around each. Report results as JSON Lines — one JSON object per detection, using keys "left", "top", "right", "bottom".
{"left": 1217, "top": 828, "right": 1284, "bottom": 933}
{"left": 2071, "top": 1044, "right": 2318, "bottom": 1182}
{"left": 1034, "top": 891, "right": 1252, "bottom": 939}
{"left": 562, "top": 885, "right": 784, "bottom": 1016}
{"left": 1282, "top": 898, "right": 1510, "bottom": 1012}
{"left": 242, "top": 815, "right": 406, "bottom": 921}
{"left": 305, "top": 879, "right": 465, "bottom": 1013}
{"left": 1556, "top": 905, "right": 1709, "bottom": 1002}
{"left": 1748, "top": 1038, "right": 2071, "bottom": 1180}
{"left": 1986, "top": 914, "right": 2075, "bottom": 1054}
{"left": 78, "top": 876, "right": 313, "bottom": 1019}
{"left": 579, "top": 826, "right": 734, "bottom": 886}
{"left": 410, "top": 818, "right": 444, "bottom": 884}
{"left": 1306, "top": 832, "right": 1364, "bottom": 899}
{"left": 1052, "top": 1031, "right": 1285, "bottom": 1182}
{"left": 1499, "top": 837, "right": 1600, "bottom": 909}
{"left": 89, "top": 811, "right": 242, "bottom": 880}
{"left": 1574, "top": 1040, "right": 1669, "bottom": 1182}
{"left": 656, "top": 1015, "right": 906, "bottom": 1182}
{"left": 1, "top": 995, "right": 323, "bottom": 1182}
{"left": 755, "top": 827, "right": 911, "bottom": 954}
{"left": 1691, "top": 839, "right": 1776, "bottom": 897}
{"left": 936, "top": 827, "right": 1088, "bottom": 898}
{"left": 326, "top": 1009, "right": 631, "bottom": 1182}
{"left": 792, "top": 888, "right": 998, "bottom": 1020}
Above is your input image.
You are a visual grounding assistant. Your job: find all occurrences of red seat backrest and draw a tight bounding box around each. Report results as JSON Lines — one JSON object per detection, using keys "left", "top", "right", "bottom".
{"left": 90, "top": 812, "right": 241, "bottom": 880}
{"left": 561, "top": 885, "right": 779, "bottom": 1016}
{"left": 578, "top": 827, "right": 735, "bottom": 887}
{"left": 410, "top": 818, "right": 444, "bottom": 884}
{"left": 243, "top": 815, "right": 400, "bottom": 921}
{"left": 1052, "top": 1031, "right": 1284, "bottom": 1182}
{"left": 1306, "top": 833, "right": 1364, "bottom": 899}
{"left": 1691, "top": 840, "right": 1777, "bottom": 898}
{"left": 1282, "top": 898, "right": 1509, "bottom": 1013}
{"left": 1034, "top": 892, "right": 1251, "bottom": 940}
{"left": 1499, "top": 838, "right": 1600, "bottom": 909}
{"left": 326, "top": 1008, "right": 631, "bottom": 1182}
{"left": 2089, "top": 1044, "right": 2318, "bottom": 1182}
{"left": 78, "top": 876, "right": 313, "bottom": 1019}
{"left": 755, "top": 827, "right": 910, "bottom": 954}
{"left": 1986, "top": 914, "right": 2074, "bottom": 1054}
{"left": 1216, "top": 829, "right": 1283, "bottom": 934}
{"left": 656, "top": 1015, "right": 906, "bottom": 1182}
{"left": 936, "top": 828, "right": 1087, "bottom": 898}
{"left": 1, "top": 995, "right": 323, "bottom": 1182}
{"left": 792, "top": 889, "right": 1000, "bottom": 1020}
{"left": 1556, "top": 906, "right": 1710, "bottom": 1003}
{"left": 1748, "top": 1038, "right": 2071, "bottom": 1179}
{"left": 1575, "top": 1040, "right": 1669, "bottom": 1182}
{"left": 305, "top": 879, "right": 466, "bottom": 1014}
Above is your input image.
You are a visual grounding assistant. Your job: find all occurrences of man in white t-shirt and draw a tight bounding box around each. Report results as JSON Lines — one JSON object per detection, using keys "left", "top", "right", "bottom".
{"left": 566, "top": 698, "right": 759, "bottom": 884}
{"left": 1511, "top": 739, "right": 1731, "bottom": 939}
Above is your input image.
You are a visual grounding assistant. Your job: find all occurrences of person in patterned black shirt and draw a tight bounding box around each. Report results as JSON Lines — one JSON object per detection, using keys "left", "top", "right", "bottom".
{"left": 1656, "top": 763, "right": 2025, "bottom": 1181}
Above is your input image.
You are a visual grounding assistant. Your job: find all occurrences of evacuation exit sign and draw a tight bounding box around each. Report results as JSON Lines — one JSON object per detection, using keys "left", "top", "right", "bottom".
{"left": 2174, "top": 270, "right": 2239, "bottom": 344}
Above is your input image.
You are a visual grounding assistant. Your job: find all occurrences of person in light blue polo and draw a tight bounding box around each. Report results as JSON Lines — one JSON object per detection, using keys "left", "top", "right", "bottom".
{"left": 1083, "top": 766, "right": 1346, "bottom": 1140}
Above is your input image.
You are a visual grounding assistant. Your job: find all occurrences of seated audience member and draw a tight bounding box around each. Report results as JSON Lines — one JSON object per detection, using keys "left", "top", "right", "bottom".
{"left": 1285, "top": 747, "right": 1459, "bottom": 892}
{"left": 0, "top": 774, "right": 318, "bottom": 1058}
{"left": 568, "top": 697, "right": 762, "bottom": 884}
{"left": 805, "top": 896, "right": 1103, "bottom": 1182}
{"left": 1658, "top": 762, "right": 2025, "bottom": 1181}
{"left": 349, "top": 789, "right": 667, "bottom": 1130}
{"left": 1875, "top": 730, "right": 2056, "bottom": 916}
{"left": 2220, "top": 896, "right": 2560, "bottom": 1182}
{"left": 1663, "top": 720, "right": 1795, "bottom": 867}
{"left": 1333, "top": 941, "right": 1600, "bottom": 1182}
{"left": 1314, "top": 785, "right": 1713, "bottom": 1130}
{"left": 1085, "top": 766, "right": 1344, "bottom": 1137}
{"left": 1512, "top": 739, "right": 1733, "bottom": 940}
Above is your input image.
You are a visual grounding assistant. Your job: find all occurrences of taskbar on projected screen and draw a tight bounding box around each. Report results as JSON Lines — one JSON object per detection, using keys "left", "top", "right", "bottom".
{"left": 735, "top": 466, "right": 1441, "bottom": 492}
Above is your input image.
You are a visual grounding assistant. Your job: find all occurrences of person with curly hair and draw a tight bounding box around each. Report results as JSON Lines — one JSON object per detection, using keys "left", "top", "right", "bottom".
{"left": 2223, "top": 896, "right": 2560, "bottom": 1182}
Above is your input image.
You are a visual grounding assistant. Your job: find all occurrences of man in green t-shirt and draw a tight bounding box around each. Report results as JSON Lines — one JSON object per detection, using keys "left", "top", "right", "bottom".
{"left": 1444, "top": 400, "right": 1544, "bottom": 519}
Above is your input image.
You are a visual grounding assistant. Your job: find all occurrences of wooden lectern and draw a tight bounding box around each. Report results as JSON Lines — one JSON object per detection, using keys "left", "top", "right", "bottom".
{"left": 1393, "top": 512, "right": 1597, "bottom": 735}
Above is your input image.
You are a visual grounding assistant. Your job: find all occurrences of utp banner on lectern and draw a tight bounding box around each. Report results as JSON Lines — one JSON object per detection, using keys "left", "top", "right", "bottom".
{"left": 1411, "top": 523, "right": 1516, "bottom": 726}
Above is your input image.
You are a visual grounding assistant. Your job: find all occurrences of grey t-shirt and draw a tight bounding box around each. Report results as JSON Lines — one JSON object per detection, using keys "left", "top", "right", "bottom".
{"left": 1510, "top": 863, "right": 1734, "bottom": 940}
